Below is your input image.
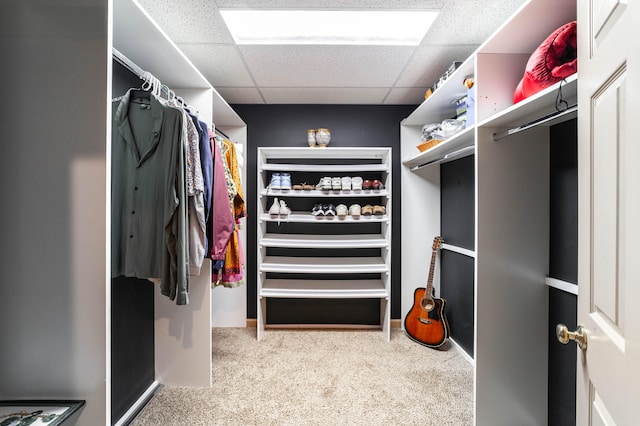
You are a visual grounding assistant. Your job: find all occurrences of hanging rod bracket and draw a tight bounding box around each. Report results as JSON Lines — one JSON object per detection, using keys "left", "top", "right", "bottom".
{"left": 493, "top": 105, "right": 577, "bottom": 141}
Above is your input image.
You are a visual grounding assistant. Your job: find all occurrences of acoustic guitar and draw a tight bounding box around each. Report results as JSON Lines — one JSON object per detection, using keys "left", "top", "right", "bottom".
{"left": 404, "top": 236, "right": 450, "bottom": 348}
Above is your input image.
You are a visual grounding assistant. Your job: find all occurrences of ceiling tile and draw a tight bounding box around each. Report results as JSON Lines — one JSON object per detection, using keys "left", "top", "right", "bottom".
{"left": 178, "top": 43, "right": 255, "bottom": 87}
{"left": 260, "top": 87, "right": 389, "bottom": 104}
{"left": 217, "top": 87, "right": 265, "bottom": 104}
{"left": 215, "top": 0, "right": 442, "bottom": 8}
{"left": 239, "top": 45, "right": 415, "bottom": 87}
{"left": 383, "top": 88, "right": 427, "bottom": 106}
{"left": 424, "top": 0, "right": 527, "bottom": 45}
{"left": 138, "top": 0, "right": 234, "bottom": 44}
{"left": 395, "top": 45, "right": 477, "bottom": 89}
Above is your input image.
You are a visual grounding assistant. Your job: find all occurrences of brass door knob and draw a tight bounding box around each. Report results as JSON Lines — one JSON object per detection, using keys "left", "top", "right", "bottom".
{"left": 556, "top": 324, "right": 587, "bottom": 350}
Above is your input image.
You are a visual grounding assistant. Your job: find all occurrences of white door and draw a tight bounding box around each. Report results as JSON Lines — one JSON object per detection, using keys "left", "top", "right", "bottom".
{"left": 575, "top": 0, "right": 640, "bottom": 423}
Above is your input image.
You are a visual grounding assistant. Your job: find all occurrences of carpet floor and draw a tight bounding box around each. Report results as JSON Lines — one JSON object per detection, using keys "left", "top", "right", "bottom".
{"left": 131, "top": 328, "right": 473, "bottom": 425}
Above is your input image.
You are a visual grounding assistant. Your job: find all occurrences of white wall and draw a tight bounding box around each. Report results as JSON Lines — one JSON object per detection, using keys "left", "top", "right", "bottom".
{"left": 0, "top": 1, "right": 110, "bottom": 424}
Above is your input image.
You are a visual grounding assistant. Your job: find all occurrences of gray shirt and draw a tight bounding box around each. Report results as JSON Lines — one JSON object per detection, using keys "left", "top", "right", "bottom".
{"left": 111, "top": 89, "right": 189, "bottom": 305}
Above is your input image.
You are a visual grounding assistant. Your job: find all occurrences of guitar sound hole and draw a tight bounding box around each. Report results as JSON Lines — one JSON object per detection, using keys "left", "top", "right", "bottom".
{"left": 421, "top": 299, "right": 434, "bottom": 312}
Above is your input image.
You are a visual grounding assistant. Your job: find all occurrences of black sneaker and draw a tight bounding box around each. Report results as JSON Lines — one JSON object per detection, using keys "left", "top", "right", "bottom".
{"left": 311, "top": 203, "right": 324, "bottom": 216}
{"left": 323, "top": 204, "right": 336, "bottom": 216}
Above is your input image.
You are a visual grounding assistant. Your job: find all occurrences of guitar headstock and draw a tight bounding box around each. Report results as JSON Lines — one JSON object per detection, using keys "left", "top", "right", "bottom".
{"left": 432, "top": 236, "right": 443, "bottom": 251}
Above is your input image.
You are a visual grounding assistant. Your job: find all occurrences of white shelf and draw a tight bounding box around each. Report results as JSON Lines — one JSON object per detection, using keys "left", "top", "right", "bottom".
{"left": 261, "top": 163, "right": 388, "bottom": 173}
{"left": 261, "top": 234, "right": 387, "bottom": 248}
{"left": 260, "top": 279, "right": 388, "bottom": 298}
{"left": 259, "top": 213, "right": 389, "bottom": 223}
{"left": 402, "top": 57, "right": 475, "bottom": 127}
{"left": 259, "top": 146, "right": 391, "bottom": 160}
{"left": 402, "top": 126, "right": 475, "bottom": 168}
{"left": 260, "top": 256, "right": 388, "bottom": 274}
{"left": 261, "top": 189, "right": 389, "bottom": 198}
{"left": 478, "top": 74, "right": 577, "bottom": 129}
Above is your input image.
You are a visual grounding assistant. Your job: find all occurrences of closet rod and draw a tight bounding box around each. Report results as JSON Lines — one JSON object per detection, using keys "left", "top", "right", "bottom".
{"left": 410, "top": 145, "right": 474, "bottom": 172}
{"left": 112, "top": 48, "right": 145, "bottom": 79}
{"left": 216, "top": 129, "right": 231, "bottom": 140}
{"left": 492, "top": 104, "right": 577, "bottom": 141}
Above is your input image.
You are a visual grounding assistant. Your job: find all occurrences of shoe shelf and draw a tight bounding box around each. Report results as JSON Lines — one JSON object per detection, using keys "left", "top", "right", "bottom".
{"left": 261, "top": 163, "right": 388, "bottom": 173}
{"left": 260, "top": 256, "right": 388, "bottom": 274}
{"left": 261, "top": 279, "right": 387, "bottom": 299}
{"left": 260, "top": 233, "right": 387, "bottom": 249}
{"left": 259, "top": 213, "right": 389, "bottom": 223}
{"left": 260, "top": 189, "right": 390, "bottom": 198}
{"left": 257, "top": 146, "right": 392, "bottom": 341}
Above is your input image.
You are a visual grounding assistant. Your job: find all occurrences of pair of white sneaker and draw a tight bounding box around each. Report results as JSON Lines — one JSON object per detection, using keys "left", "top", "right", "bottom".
{"left": 269, "top": 197, "right": 291, "bottom": 217}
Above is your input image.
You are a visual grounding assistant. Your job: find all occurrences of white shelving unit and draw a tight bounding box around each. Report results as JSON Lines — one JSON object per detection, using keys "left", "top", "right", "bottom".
{"left": 400, "top": 0, "right": 576, "bottom": 424}
{"left": 257, "top": 147, "right": 392, "bottom": 341}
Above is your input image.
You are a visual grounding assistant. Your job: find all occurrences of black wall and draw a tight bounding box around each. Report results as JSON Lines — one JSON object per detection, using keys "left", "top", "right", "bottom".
{"left": 548, "top": 118, "right": 578, "bottom": 425}
{"left": 440, "top": 155, "right": 475, "bottom": 356}
{"left": 232, "top": 104, "right": 416, "bottom": 322}
{"left": 111, "top": 61, "right": 156, "bottom": 424}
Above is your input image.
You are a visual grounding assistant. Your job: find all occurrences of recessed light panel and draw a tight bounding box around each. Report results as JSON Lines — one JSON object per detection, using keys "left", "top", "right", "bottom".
{"left": 219, "top": 10, "right": 439, "bottom": 46}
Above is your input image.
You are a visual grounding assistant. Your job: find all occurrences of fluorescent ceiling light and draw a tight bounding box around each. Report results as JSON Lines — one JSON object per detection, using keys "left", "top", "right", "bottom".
{"left": 219, "top": 10, "right": 439, "bottom": 46}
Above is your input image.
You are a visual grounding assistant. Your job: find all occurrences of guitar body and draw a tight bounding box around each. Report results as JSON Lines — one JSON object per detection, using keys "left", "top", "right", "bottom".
{"left": 404, "top": 287, "right": 450, "bottom": 348}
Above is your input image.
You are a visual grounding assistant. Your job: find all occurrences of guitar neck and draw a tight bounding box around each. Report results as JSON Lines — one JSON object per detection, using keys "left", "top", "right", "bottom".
{"left": 425, "top": 247, "right": 437, "bottom": 297}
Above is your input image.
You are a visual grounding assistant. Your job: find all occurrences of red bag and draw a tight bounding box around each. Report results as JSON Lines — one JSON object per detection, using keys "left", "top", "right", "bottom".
{"left": 513, "top": 21, "right": 577, "bottom": 103}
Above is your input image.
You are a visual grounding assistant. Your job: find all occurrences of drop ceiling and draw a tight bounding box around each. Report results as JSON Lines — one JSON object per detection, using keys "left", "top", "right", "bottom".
{"left": 137, "top": 0, "right": 527, "bottom": 105}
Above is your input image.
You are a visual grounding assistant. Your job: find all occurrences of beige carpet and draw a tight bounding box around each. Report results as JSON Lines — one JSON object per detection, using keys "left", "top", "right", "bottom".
{"left": 131, "top": 328, "right": 473, "bottom": 426}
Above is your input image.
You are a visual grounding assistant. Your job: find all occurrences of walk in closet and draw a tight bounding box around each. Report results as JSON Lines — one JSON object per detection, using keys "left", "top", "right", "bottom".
{"left": 3, "top": 0, "right": 590, "bottom": 424}
{"left": 400, "top": 0, "right": 576, "bottom": 423}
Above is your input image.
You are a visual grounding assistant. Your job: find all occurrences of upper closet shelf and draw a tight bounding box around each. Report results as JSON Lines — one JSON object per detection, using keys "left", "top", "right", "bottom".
{"left": 402, "top": 126, "right": 475, "bottom": 169}
{"left": 402, "top": 57, "right": 475, "bottom": 127}
{"left": 479, "top": 74, "right": 577, "bottom": 130}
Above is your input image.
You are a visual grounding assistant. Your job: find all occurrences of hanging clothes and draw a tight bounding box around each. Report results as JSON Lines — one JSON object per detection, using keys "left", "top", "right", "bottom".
{"left": 168, "top": 99, "right": 206, "bottom": 276}
{"left": 111, "top": 89, "right": 189, "bottom": 305}
{"left": 214, "top": 136, "right": 246, "bottom": 288}
{"left": 207, "top": 129, "right": 234, "bottom": 265}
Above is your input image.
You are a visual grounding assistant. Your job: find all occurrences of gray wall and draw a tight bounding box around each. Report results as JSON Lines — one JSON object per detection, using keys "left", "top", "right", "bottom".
{"left": 0, "top": 1, "right": 109, "bottom": 423}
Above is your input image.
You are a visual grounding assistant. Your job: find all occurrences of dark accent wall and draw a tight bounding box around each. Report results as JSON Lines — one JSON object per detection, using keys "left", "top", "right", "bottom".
{"left": 111, "top": 61, "right": 156, "bottom": 424}
{"left": 548, "top": 118, "right": 578, "bottom": 426}
{"left": 440, "top": 155, "right": 475, "bottom": 356}
{"left": 232, "top": 104, "right": 416, "bottom": 322}
{"left": 441, "top": 155, "right": 475, "bottom": 250}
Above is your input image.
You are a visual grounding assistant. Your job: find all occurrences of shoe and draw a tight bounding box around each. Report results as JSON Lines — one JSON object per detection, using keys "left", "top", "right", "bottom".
{"left": 269, "top": 173, "right": 282, "bottom": 190}
{"left": 362, "top": 179, "right": 372, "bottom": 191}
{"left": 371, "top": 179, "right": 384, "bottom": 190}
{"left": 269, "top": 197, "right": 280, "bottom": 216}
{"left": 293, "top": 182, "right": 315, "bottom": 191}
{"left": 331, "top": 177, "right": 341, "bottom": 190}
{"left": 361, "top": 204, "right": 373, "bottom": 216}
{"left": 311, "top": 203, "right": 324, "bottom": 216}
{"left": 323, "top": 204, "right": 336, "bottom": 216}
{"left": 316, "top": 177, "right": 332, "bottom": 190}
{"left": 336, "top": 204, "right": 348, "bottom": 218}
{"left": 280, "top": 173, "right": 291, "bottom": 190}
{"left": 348, "top": 204, "right": 361, "bottom": 218}
{"left": 351, "top": 176, "right": 363, "bottom": 191}
{"left": 372, "top": 205, "right": 386, "bottom": 215}
{"left": 341, "top": 176, "right": 352, "bottom": 191}
{"left": 279, "top": 199, "right": 291, "bottom": 216}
